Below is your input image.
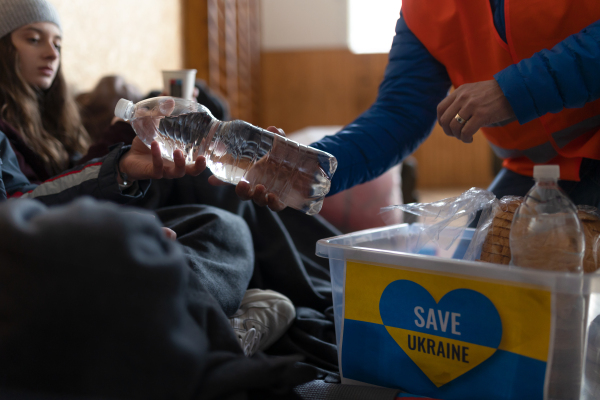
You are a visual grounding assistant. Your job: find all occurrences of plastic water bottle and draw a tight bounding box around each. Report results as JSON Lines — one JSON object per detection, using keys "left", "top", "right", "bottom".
{"left": 509, "top": 165, "right": 586, "bottom": 399}
{"left": 115, "top": 96, "right": 337, "bottom": 215}
{"left": 509, "top": 165, "right": 585, "bottom": 273}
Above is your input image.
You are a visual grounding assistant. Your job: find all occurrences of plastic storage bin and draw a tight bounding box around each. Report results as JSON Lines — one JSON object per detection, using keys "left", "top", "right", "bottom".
{"left": 316, "top": 223, "right": 600, "bottom": 400}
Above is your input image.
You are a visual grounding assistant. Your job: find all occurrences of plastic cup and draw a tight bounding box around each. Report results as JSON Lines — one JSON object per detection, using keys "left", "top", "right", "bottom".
{"left": 161, "top": 69, "right": 197, "bottom": 100}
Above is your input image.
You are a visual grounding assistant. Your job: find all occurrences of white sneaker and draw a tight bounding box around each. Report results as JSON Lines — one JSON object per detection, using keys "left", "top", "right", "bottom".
{"left": 230, "top": 289, "right": 296, "bottom": 357}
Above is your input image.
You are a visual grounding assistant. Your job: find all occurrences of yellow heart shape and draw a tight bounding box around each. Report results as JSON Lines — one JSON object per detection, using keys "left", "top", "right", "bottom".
{"left": 386, "top": 327, "right": 497, "bottom": 387}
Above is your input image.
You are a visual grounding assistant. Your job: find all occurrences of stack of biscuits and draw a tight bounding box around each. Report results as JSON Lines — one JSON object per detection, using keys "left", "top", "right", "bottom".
{"left": 578, "top": 207, "right": 600, "bottom": 273}
{"left": 479, "top": 197, "right": 523, "bottom": 265}
{"left": 478, "top": 198, "right": 600, "bottom": 273}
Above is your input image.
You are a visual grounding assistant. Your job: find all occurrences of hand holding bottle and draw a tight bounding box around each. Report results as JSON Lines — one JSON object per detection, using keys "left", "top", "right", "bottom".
{"left": 115, "top": 97, "right": 206, "bottom": 182}
{"left": 115, "top": 96, "right": 337, "bottom": 215}
{"left": 118, "top": 137, "right": 206, "bottom": 182}
{"left": 207, "top": 126, "right": 288, "bottom": 212}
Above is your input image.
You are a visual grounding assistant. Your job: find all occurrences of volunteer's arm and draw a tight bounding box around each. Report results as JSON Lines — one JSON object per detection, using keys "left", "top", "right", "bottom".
{"left": 228, "top": 12, "right": 451, "bottom": 206}
{"left": 497, "top": 19, "right": 600, "bottom": 124}
{"left": 309, "top": 12, "right": 452, "bottom": 196}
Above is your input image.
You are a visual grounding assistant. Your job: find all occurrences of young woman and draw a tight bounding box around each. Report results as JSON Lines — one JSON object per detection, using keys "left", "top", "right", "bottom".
{"left": 0, "top": 13, "right": 87, "bottom": 181}
{"left": 0, "top": 0, "right": 298, "bottom": 365}
{"left": 0, "top": 0, "right": 206, "bottom": 191}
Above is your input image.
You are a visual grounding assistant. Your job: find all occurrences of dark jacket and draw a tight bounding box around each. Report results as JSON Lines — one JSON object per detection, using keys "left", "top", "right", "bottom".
{"left": 0, "top": 127, "right": 149, "bottom": 206}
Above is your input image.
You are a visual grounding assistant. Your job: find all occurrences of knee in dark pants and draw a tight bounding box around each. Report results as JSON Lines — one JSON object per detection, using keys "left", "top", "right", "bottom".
{"left": 156, "top": 205, "right": 255, "bottom": 316}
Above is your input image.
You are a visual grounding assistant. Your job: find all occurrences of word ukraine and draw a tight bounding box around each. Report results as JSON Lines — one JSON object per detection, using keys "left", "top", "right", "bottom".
{"left": 408, "top": 307, "right": 468, "bottom": 363}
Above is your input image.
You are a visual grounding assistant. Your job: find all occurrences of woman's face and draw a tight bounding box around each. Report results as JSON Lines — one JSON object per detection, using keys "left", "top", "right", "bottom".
{"left": 10, "top": 22, "right": 61, "bottom": 90}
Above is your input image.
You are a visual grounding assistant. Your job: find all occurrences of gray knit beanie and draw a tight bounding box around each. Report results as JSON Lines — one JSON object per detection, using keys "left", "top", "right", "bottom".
{"left": 0, "top": 0, "right": 61, "bottom": 39}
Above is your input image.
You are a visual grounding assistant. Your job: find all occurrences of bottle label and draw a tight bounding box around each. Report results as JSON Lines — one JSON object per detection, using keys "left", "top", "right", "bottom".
{"left": 340, "top": 261, "right": 552, "bottom": 399}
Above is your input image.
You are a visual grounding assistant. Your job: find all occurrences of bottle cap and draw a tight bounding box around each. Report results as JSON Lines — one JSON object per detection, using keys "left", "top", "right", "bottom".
{"left": 533, "top": 165, "right": 560, "bottom": 180}
{"left": 114, "top": 98, "right": 135, "bottom": 121}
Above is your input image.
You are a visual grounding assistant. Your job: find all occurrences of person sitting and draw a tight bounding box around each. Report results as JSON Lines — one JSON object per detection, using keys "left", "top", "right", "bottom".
{"left": 0, "top": 0, "right": 296, "bottom": 362}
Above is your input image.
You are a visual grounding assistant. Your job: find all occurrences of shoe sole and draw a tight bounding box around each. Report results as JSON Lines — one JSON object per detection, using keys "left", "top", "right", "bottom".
{"left": 240, "top": 289, "right": 293, "bottom": 306}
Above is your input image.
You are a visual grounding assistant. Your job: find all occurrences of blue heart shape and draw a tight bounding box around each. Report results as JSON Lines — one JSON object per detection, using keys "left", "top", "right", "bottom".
{"left": 379, "top": 280, "right": 502, "bottom": 348}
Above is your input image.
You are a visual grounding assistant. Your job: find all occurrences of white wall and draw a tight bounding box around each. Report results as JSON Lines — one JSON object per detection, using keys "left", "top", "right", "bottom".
{"left": 52, "top": 0, "right": 182, "bottom": 94}
{"left": 348, "top": 0, "right": 401, "bottom": 54}
{"left": 260, "top": 0, "right": 400, "bottom": 54}
{"left": 261, "top": 0, "right": 348, "bottom": 51}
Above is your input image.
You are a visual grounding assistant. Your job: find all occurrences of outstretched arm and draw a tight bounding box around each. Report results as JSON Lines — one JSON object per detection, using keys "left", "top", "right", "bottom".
{"left": 310, "top": 12, "right": 452, "bottom": 196}
{"left": 212, "top": 11, "right": 453, "bottom": 209}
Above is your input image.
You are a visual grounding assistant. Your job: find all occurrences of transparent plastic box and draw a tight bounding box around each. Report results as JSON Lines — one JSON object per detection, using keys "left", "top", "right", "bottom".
{"left": 316, "top": 223, "right": 600, "bottom": 400}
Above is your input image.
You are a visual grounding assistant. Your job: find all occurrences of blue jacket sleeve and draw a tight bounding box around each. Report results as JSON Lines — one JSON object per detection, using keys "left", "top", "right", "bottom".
{"left": 495, "top": 19, "right": 600, "bottom": 124}
{"left": 310, "top": 12, "right": 452, "bottom": 196}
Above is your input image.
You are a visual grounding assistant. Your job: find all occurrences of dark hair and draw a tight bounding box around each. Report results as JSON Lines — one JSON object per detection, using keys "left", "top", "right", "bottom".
{"left": 0, "top": 34, "right": 90, "bottom": 175}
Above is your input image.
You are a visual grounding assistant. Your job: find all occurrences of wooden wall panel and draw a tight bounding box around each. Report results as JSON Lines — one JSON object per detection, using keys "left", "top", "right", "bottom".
{"left": 412, "top": 124, "right": 494, "bottom": 188}
{"left": 183, "top": 0, "right": 209, "bottom": 82}
{"left": 182, "top": 2, "right": 494, "bottom": 190}
{"left": 260, "top": 49, "right": 494, "bottom": 189}
{"left": 260, "top": 50, "right": 388, "bottom": 132}
{"left": 183, "top": 0, "right": 260, "bottom": 123}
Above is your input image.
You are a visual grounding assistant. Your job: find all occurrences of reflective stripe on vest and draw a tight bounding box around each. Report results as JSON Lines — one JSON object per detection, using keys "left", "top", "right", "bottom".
{"left": 488, "top": 113, "right": 600, "bottom": 163}
{"left": 552, "top": 113, "right": 600, "bottom": 148}
{"left": 403, "top": 0, "right": 600, "bottom": 181}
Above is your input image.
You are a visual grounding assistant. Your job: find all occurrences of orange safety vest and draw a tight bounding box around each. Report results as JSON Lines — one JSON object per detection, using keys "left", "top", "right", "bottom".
{"left": 403, "top": 0, "right": 600, "bottom": 181}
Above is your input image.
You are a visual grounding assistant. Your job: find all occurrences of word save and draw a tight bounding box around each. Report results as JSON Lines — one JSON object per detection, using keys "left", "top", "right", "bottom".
{"left": 414, "top": 306, "right": 461, "bottom": 335}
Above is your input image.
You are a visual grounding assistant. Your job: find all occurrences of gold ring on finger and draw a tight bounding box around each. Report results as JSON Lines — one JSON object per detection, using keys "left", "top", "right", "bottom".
{"left": 455, "top": 113, "right": 467, "bottom": 125}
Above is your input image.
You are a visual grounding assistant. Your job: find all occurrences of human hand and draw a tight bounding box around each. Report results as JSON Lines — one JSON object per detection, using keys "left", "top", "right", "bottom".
{"left": 162, "top": 227, "right": 177, "bottom": 240}
{"left": 437, "top": 79, "right": 516, "bottom": 143}
{"left": 125, "top": 210, "right": 178, "bottom": 240}
{"left": 207, "top": 126, "right": 288, "bottom": 212}
{"left": 130, "top": 97, "right": 176, "bottom": 146}
{"left": 118, "top": 136, "right": 206, "bottom": 182}
{"left": 118, "top": 96, "right": 205, "bottom": 180}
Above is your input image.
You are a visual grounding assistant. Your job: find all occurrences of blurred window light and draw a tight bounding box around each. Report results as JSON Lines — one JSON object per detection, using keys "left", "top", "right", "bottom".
{"left": 347, "top": 0, "right": 401, "bottom": 54}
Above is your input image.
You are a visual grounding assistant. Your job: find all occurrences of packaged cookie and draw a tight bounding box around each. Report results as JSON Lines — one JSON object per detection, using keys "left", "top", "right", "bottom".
{"left": 483, "top": 197, "right": 521, "bottom": 265}
{"left": 467, "top": 196, "right": 522, "bottom": 265}
{"left": 577, "top": 206, "right": 600, "bottom": 273}
{"left": 473, "top": 199, "right": 600, "bottom": 274}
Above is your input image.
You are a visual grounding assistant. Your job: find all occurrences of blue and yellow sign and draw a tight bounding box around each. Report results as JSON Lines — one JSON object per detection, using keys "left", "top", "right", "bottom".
{"left": 341, "top": 261, "right": 552, "bottom": 400}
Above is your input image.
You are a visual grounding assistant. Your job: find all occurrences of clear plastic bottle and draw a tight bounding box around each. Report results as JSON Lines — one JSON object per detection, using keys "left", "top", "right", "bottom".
{"left": 509, "top": 165, "right": 586, "bottom": 399}
{"left": 509, "top": 165, "right": 585, "bottom": 273}
{"left": 115, "top": 96, "right": 337, "bottom": 215}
